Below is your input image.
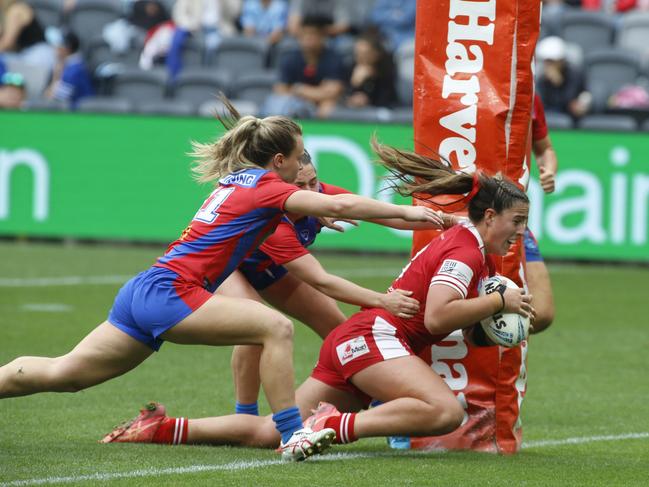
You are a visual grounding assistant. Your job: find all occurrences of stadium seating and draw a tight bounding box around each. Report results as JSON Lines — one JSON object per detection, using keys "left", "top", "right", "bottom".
{"left": 136, "top": 100, "right": 196, "bottom": 116}
{"left": 30, "top": 0, "right": 62, "bottom": 27}
{"left": 231, "top": 70, "right": 278, "bottom": 106}
{"left": 77, "top": 96, "right": 134, "bottom": 113}
{"left": 22, "top": 98, "right": 67, "bottom": 111}
{"left": 390, "top": 107, "right": 414, "bottom": 124}
{"left": 395, "top": 38, "right": 415, "bottom": 106}
{"left": 616, "top": 12, "right": 649, "bottom": 59}
{"left": 544, "top": 112, "right": 574, "bottom": 130}
{"left": 577, "top": 114, "right": 638, "bottom": 131}
{"left": 559, "top": 10, "right": 615, "bottom": 55}
{"left": 67, "top": 0, "right": 123, "bottom": 45}
{"left": 5, "top": 59, "right": 50, "bottom": 100}
{"left": 641, "top": 118, "right": 649, "bottom": 131}
{"left": 328, "top": 106, "right": 393, "bottom": 123}
{"left": 179, "top": 37, "right": 205, "bottom": 69}
{"left": 267, "top": 36, "right": 299, "bottom": 69}
{"left": 584, "top": 49, "right": 642, "bottom": 113}
{"left": 172, "top": 68, "right": 232, "bottom": 106}
{"left": 206, "top": 37, "right": 267, "bottom": 75}
{"left": 197, "top": 98, "right": 259, "bottom": 118}
{"left": 111, "top": 68, "right": 167, "bottom": 103}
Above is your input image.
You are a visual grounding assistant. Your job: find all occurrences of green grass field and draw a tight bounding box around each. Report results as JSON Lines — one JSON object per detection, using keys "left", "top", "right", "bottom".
{"left": 1, "top": 241, "right": 648, "bottom": 486}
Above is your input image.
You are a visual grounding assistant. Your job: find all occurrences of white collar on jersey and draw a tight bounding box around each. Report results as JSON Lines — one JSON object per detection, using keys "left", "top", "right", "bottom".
{"left": 461, "top": 220, "right": 485, "bottom": 257}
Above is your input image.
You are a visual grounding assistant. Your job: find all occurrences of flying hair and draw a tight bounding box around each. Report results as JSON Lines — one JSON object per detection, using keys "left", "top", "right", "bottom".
{"left": 190, "top": 94, "right": 302, "bottom": 184}
{"left": 371, "top": 137, "right": 528, "bottom": 222}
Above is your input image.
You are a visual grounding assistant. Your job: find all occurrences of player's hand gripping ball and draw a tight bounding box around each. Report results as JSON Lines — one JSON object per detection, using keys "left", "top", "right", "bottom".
{"left": 479, "top": 275, "right": 530, "bottom": 347}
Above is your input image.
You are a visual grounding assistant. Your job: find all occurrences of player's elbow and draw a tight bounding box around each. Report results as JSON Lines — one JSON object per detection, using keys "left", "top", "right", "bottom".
{"left": 532, "top": 310, "right": 554, "bottom": 333}
{"left": 325, "top": 196, "right": 353, "bottom": 218}
{"left": 424, "top": 314, "right": 446, "bottom": 336}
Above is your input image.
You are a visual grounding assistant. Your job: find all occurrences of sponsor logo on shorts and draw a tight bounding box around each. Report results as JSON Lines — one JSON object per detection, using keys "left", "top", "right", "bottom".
{"left": 336, "top": 337, "right": 370, "bottom": 366}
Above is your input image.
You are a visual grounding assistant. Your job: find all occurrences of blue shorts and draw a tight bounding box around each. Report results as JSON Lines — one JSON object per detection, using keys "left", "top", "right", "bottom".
{"left": 238, "top": 261, "right": 288, "bottom": 291}
{"left": 524, "top": 228, "right": 543, "bottom": 263}
{"left": 108, "top": 267, "right": 212, "bottom": 351}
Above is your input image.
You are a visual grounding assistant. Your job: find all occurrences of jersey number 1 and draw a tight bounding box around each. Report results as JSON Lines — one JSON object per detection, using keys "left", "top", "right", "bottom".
{"left": 194, "top": 187, "right": 235, "bottom": 223}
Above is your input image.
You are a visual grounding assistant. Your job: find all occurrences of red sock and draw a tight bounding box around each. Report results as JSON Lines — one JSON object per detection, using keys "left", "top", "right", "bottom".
{"left": 325, "top": 413, "right": 357, "bottom": 444}
{"left": 152, "top": 417, "right": 188, "bottom": 445}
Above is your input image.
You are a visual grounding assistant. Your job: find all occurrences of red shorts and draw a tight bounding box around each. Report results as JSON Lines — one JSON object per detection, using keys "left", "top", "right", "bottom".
{"left": 311, "top": 310, "right": 414, "bottom": 405}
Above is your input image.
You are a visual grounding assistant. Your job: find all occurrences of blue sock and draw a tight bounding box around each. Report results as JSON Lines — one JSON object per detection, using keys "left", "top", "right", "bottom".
{"left": 235, "top": 401, "right": 259, "bottom": 416}
{"left": 272, "top": 406, "right": 303, "bottom": 444}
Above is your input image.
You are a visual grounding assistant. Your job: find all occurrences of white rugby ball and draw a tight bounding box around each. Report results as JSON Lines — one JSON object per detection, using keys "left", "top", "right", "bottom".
{"left": 479, "top": 275, "right": 530, "bottom": 347}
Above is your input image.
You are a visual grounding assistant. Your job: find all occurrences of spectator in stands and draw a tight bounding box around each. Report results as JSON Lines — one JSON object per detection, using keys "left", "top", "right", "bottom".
{"left": 0, "top": 70, "right": 26, "bottom": 108}
{"left": 129, "top": 0, "right": 171, "bottom": 32}
{"left": 581, "top": 0, "right": 637, "bottom": 13}
{"left": 263, "top": 15, "right": 345, "bottom": 118}
{"left": 0, "top": 0, "right": 55, "bottom": 71}
{"left": 45, "top": 30, "right": 94, "bottom": 109}
{"left": 165, "top": 0, "right": 241, "bottom": 79}
{"left": 241, "top": 0, "right": 288, "bottom": 46}
{"left": 368, "top": 0, "right": 416, "bottom": 52}
{"left": 0, "top": 55, "right": 6, "bottom": 77}
{"left": 287, "top": 0, "right": 352, "bottom": 39}
{"left": 345, "top": 33, "right": 397, "bottom": 109}
{"left": 536, "top": 36, "right": 591, "bottom": 119}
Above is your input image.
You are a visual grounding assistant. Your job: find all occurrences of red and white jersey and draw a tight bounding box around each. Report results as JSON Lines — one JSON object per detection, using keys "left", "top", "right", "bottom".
{"left": 371, "top": 223, "right": 495, "bottom": 354}
{"left": 155, "top": 168, "right": 300, "bottom": 291}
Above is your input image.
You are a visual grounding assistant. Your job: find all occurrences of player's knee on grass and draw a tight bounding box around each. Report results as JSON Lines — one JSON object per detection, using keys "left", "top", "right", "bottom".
{"left": 419, "top": 399, "right": 464, "bottom": 436}
{"left": 436, "top": 400, "right": 465, "bottom": 434}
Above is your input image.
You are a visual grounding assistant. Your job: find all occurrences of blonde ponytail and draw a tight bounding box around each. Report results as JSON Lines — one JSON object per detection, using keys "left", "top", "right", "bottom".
{"left": 190, "top": 97, "right": 302, "bottom": 184}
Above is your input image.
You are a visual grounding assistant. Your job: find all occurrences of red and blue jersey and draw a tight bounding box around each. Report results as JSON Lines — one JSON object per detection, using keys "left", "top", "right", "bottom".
{"left": 242, "top": 182, "right": 351, "bottom": 271}
{"left": 154, "top": 168, "right": 300, "bottom": 292}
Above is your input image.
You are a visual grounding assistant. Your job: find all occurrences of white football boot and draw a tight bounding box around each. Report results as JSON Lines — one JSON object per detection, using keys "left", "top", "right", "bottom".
{"left": 279, "top": 427, "right": 336, "bottom": 461}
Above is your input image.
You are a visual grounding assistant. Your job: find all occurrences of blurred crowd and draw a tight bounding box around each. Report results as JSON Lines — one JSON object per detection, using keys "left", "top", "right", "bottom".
{"left": 0, "top": 0, "right": 415, "bottom": 118}
{"left": 0, "top": 0, "right": 648, "bottom": 130}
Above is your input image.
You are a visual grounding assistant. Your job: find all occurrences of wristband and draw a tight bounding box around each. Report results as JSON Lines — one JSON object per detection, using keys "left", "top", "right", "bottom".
{"left": 494, "top": 283, "right": 507, "bottom": 312}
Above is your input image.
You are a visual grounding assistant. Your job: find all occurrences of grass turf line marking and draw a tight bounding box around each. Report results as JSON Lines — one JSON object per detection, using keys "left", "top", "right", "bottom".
{"left": 521, "top": 432, "right": 649, "bottom": 449}
{"left": 0, "top": 268, "right": 399, "bottom": 288}
{"left": 20, "top": 303, "right": 73, "bottom": 312}
{"left": 3, "top": 433, "right": 648, "bottom": 486}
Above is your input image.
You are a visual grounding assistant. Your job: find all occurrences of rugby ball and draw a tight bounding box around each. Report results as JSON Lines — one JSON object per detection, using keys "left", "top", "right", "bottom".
{"left": 479, "top": 275, "right": 530, "bottom": 347}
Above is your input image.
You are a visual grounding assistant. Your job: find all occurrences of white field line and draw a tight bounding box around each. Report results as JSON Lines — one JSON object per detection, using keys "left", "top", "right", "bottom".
{"left": 0, "top": 268, "right": 399, "bottom": 288}
{"left": 2, "top": 433, "right": 648, "bottom": 487}
{"left": 521, "top": 431, "right": 649, "bottom": 449}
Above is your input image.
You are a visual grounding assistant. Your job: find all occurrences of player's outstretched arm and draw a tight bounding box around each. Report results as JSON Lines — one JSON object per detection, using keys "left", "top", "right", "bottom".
{"left": 284, "top": 191, "right": 438, "bottom": 223}
{"left": 284, "top": 254, "right": 420, "bottom": 318}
